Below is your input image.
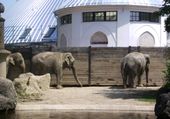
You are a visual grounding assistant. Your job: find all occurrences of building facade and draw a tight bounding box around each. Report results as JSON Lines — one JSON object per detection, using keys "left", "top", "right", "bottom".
{"left": 55, "top": 0, "right": 166, "bottom": 47}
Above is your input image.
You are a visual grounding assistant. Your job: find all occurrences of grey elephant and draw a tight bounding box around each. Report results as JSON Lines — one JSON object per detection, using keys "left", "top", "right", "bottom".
{"left": 121, "top": 52, "right": 150, "bottom": 88}
{"left": 6, "top": 52, "right": 26, "bottom": 81}
{"left": 31, "top": 51, "right": 82, "bottom": 89}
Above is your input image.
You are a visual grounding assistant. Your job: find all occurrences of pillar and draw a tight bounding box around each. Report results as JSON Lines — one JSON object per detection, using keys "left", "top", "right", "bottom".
{"left": 0, "top": 3, "right": 11, "bottom": 78}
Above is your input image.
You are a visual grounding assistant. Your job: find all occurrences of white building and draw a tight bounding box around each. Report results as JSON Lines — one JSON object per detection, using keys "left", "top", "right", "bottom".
{"left": 55, "top": 0, "right": 167, "bottom": 47}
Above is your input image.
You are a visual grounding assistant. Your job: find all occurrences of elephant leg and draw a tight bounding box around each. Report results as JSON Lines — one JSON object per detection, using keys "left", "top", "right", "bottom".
{"left": 129, "top": 74, "right": 136, "bottom": 88}
{"left": 137, "top": 69, "right": 144, "bottom": 87}
{"left": 137, "top": 75, "right": 143, "bottom": 87}
{"left": 145, "top": 66, "right": 149, "bottom": 86}
{"left": 56, "top": 69, "right": 63, "bottom": 89}
{"left": 121, "top": 69, "right": 128, "bottom": 88}
{"left": 127, "top": 75, "right": 131, "bottom": 87}
{"left": 121, "top": 70, "right": 126, "bottom": 88}
{"left": 123, "top": 75, "right": 127, "bottom": 88}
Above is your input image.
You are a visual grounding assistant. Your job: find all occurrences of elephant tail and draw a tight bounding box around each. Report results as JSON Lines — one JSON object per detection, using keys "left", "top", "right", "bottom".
{"left": 122, "top": 63, "right": 130, "bottom": 77}
{"left": 121, "top": 62, "right": 128, "bottom": 78}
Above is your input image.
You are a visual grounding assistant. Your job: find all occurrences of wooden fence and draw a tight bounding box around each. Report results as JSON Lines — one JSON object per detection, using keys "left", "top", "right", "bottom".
{"left": 6, "top": 46, "right": 168, "bottom": 87}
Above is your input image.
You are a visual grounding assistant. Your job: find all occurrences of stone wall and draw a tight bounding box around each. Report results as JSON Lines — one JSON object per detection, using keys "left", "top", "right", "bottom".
{"left": 6, "top": 46, "right": 168, "bottom": 86}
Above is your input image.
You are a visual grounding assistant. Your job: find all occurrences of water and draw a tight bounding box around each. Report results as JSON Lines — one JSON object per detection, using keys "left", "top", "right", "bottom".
{"left": 0, "top": 110, "right": 156, "bottom": 119}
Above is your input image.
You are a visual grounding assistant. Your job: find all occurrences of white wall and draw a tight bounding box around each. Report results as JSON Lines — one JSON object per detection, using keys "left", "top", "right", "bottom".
{"left": 71, "top": 12, "right": 82, "bottom": 46}
{"left": 130, "top": 23, "right": 160, "bottom": 47}
{"left": 129, "top": 19, "right": 167, "bottom": 47}
{"left": 58, "top": 24, "right": 72, "bottom": 47}
{"left": 81, "top": 22, "right": 117, "bottom": 47}
{"left": 57, "top": 5, "right": 167, "bottom": 47}
{"left": 58, "top": 10, "right": 117, "bottom": 47}
{"left": 117, "top": 8, "right": 130, "bottom": 47}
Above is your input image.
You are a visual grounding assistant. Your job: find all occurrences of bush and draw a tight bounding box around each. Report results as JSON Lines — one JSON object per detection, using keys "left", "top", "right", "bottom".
{"left": 163, "top": 60, "right": 170, "bottom": 88}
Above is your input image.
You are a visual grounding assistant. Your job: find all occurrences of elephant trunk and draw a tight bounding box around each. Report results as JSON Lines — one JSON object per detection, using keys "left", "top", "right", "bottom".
{"left": 71, "top": 66, "right": 82, "bottom": 87}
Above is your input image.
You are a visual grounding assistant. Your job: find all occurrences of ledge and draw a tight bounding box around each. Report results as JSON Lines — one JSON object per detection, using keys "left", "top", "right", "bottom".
{"left": 16, "top": 104, "right": 154, "bottom": 112}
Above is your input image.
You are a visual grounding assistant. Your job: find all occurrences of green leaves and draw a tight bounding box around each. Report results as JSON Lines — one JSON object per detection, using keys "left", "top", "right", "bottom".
{"left": 157, "top": 0, "right": 170, "bottom": 32}
{"left": 165, "top": 16, "right": 170, "bottom": 32}
{"left": 163, "top": 60, "right": 170, "bottom": 86}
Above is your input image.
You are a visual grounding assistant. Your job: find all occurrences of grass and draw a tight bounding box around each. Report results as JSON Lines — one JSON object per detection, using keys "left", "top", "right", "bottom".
{"left": 137, "top": 95, "right": 156, "bottom": 103}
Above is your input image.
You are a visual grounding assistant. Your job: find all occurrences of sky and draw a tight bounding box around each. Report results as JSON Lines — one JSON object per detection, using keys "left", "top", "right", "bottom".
{"left": 1, "top": 0, "right": 16, "bottom": 10}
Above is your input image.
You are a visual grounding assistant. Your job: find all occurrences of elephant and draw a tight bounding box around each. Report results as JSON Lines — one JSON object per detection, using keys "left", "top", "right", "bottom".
{"left": 31, "top": 51, "right": 83, "bottom": 89}
{"left": 120, "top": 52, "right": 150, "bottom": 88}
{"left": 6, "top": 52, "right": 26, "bottom": 81}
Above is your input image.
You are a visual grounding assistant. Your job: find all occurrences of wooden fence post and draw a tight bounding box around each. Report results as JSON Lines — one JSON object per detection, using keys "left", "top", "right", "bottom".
{"left": 88, "top": 46, "right": 91, "bottom": 86}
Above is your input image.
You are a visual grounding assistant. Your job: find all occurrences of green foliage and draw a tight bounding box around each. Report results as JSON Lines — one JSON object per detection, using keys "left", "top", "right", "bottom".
{"left": 137, "top": 96, "right": 155, "bottom": 103}
{"left": 165, "top": 17, "right": 170, "bottom": 32}
{"left": 136, "top": 91, "right": 156, "bottom": 103}
{"left": 163, "top": 60, "right": 170, "bottom": 87}
{"left": 157, "top": 0, "right": 170, "bottom": 32}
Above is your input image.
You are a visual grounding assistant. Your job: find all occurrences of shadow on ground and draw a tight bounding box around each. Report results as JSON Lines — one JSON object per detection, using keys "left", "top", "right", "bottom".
{"left": 95, "top": 86, "right": 158, "bottom": 100}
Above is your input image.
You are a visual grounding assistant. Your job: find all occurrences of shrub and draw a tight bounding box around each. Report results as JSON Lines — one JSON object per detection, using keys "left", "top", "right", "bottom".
{"left": 163, "top": 60, "right": 170, "bottom": 88}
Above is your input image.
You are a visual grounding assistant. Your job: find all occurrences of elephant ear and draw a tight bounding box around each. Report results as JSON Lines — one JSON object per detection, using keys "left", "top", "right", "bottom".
{"left": 8, "top": 57, "right": 15, "bottom": 66}
{"left": 64, "top": 53, "right": 71, "bottom": 66}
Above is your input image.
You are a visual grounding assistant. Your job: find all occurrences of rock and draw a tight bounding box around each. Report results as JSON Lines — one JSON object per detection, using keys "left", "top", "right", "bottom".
{"left": 0, "top": 77, "right": 17, "bottom": 110}
{"left": 155, "top": 87, "right": 170, "bottom": 119}
{"left": 14, "top": 73, "right": 51, "bottom": 100}
{"left": 30, "top": 73, "right": 51, "bottom": 91}
{"left": 26, "top": 77, "right": 43, "bottom": 95}
{"left": 19, "top": 73, "right": 34, "bottom": 78}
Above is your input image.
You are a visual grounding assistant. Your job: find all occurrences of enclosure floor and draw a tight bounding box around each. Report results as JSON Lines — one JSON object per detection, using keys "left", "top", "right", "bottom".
{"left": 16, "top": 86, "right": 159, "bottom": 111}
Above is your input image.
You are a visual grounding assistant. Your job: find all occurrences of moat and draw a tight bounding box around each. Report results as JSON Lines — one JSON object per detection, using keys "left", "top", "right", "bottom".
{"left": 0, "top": 110, "right": 156, "bottom": 119}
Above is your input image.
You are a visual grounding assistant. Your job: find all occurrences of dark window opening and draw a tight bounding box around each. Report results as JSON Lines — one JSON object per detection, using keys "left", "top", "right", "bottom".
{"left": 106, "top": 11, "right": 117, "bottom": 21}
{"left": 150, "top": 13, "right": 159, "bottom": 22}
{"left": 43, "top": 27, "right": 56, "bottom": 38}
{"left": 83, "top": 12, "right": 94, "bottom": 22}
{"left": 91, "top": 41, "right": 108, "bottom": 44}
{"left": 130, "top": 11, "right": 159, "bottom": 23}
{"left": 95, "top": 12, "right": 104, "bottom": 21}
{"left": 83, "top": 11, "right": 117, "bottom": 22}
{"left": 130, "top": 11, "right": 139, "bottom": 21}
{"left": 140, "top": 12, "right": 150, "bottom": 21}
{"left": 19, "top": 28, "right": 31, "bottom": 39}
{"left": 60, "top": 14, "right": 72, "bottom": 25}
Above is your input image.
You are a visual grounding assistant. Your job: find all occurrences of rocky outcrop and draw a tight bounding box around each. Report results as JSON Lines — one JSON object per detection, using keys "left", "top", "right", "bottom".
{"left": 155, "top": 87, "right": 170, "bottom": 119}
{"left": 0, "top": 77, "right": 17, "bottom": 110}
{"left": 14, "top": 73, "right": 51, "bottom": 100}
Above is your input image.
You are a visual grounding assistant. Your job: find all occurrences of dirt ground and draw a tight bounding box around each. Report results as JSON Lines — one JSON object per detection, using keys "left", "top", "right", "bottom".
{"left": 18, "top": 86, "right": 159, "bottom": 106}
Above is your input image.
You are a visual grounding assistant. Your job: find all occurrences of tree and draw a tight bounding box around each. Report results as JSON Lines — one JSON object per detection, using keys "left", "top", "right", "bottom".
{"left": 158, "top": 0, "right": 170, "bottom": 32}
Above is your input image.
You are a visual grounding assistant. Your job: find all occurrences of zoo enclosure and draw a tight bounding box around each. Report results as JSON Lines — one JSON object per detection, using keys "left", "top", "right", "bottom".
{"left": 6, "top": 46, "right": 168, "bottom": 86}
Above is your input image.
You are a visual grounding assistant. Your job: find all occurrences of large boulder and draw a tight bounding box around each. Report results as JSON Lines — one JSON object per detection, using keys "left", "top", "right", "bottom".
{"left": 14, "top": 73, "right": 51, "bottom": 100}
{"left": 29, "top": 73, "right": 51, "bottom": 91}
{"left": 0, "top": 77, "right": 17, "bottom": 110}
{"left": 155, "top": 87, "right": 170, "bottom": 119}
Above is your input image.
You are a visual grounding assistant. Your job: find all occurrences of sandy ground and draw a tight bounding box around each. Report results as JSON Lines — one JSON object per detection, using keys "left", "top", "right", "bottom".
{"left": 18, "top": 86, "right": 159, "bottom": 106}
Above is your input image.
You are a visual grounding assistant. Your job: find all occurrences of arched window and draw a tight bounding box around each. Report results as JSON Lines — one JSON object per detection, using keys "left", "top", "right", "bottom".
{"left": 138, "top": 32, "right": 155, "bottom": 47}
{"left": 60, "top": 34, "right": 67, "bottom": 48}
{"left": 91, "top": 32, "right": 108, "bottom": 46}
